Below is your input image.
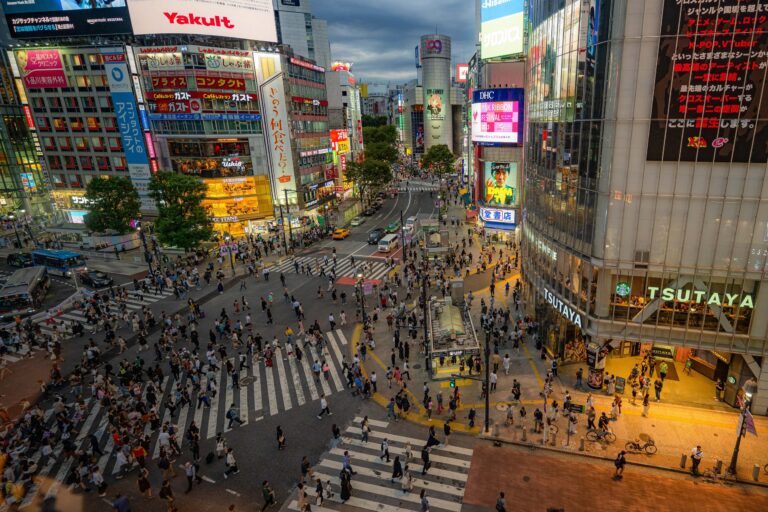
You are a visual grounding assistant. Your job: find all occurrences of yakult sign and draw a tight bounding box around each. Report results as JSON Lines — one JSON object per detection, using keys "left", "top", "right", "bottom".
{"left": 127, "top": 0, "right": 277, "bottom": 42}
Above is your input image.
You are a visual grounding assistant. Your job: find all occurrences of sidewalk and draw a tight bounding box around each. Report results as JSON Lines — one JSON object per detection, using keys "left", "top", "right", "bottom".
{"left": 350, "top": 219, "right": 768, "bottom": 486}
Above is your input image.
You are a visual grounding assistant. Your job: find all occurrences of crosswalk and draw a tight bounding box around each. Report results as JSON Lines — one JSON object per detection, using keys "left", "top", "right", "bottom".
{"left": 18, "top": 329, "right": 353, "bottom": 505}
{"left": 397, "top": 183, "right": 439, "bottom": 192}
{"left": 268, "top": 256, "right": 391, "bottom": 281}
{"left": 288, "top": 416, "right": 472, "bottom": 512}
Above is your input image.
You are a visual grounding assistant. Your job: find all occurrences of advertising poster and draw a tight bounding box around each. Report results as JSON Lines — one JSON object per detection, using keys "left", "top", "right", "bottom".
{"left": 480, "top": 0, "right": 524, "bottom": 59}
{"left": 102, "top": 50, "right": 154, "bottom": 212}
{"left": 472, "top": 88, "right": 523, "bottom": 145}
{"left": 426, "top": 88, "right": 445, "bottom": 121}
{"left": 483, "top": 162, "right": 518, "bottom": 207}
{"left": 648, "top": 0, "right": 768, "bottom": 163}
{"left": 15, "top": 49, "right": 67, "bottom": 89}
{"left": 128, "top": 0, "right": 277, "bottom": 42}
{"left": 2, "top": 0, "right": 131, "bottom": 38}
{"left": 260, "top": 73, "right": 295, "bottom": 203}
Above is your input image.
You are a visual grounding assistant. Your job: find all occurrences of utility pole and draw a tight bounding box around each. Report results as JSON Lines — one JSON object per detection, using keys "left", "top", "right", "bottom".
{"left": 400, "top": 209, "right": 407, "bottom": 263}
{"left": 284, "top": 189, "right": 293, "bottom": 252}
{"left": 484, "top": 327, "right": 491, "bottom": 434}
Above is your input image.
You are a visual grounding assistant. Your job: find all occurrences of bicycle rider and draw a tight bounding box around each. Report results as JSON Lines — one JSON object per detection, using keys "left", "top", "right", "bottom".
{"left": 598, "top": 412, "right": 610, "bottom": 432}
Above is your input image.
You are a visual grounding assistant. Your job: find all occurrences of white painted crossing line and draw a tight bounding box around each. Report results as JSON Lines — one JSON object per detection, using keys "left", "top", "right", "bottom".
{"left": 335, "top": 329, "right": 348, "bottom": 345}
{"left": 152, "top": 377, "right": 177, "bottom": 458}
{"left": 298, "top": 354, "right": 320, "bottom": 401}
{"left": 329, "top": 447, "right": 467, "bottom": 482}
{"left": 264, "top": 364, "right": 279, "bottom": 416}
{"left": 251, "top": 362, "right": 263, "bottom": 415}
{"left": 344, "top": 426, "right": 474, "bottom": 457}
{"left": 353, "top": 416, "right": 391, "bottom": 429}
{"left": 325, "top": 331, "right": 347, "bottom": 393}
{"left": 287, "top": 356, "right": 306, "bottom": 407}
{"left": 268, "top": 255, "right": 390, "bottom": 280}
{"left": 309, "top": 345, "right": 333, "bottom": 397}
{"left": 206, "top": 369, "right": 223, "bottom": 440}
{"left": 273, "top": 350, "right": 293, "bottom": 411}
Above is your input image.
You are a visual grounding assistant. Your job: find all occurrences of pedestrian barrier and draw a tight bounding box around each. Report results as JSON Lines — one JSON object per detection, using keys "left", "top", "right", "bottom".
{"left": 754, "top": 464, "right": 761, "bottom": 482}
{"left": 680, "top": 453, "right": 687, "bottom": 468}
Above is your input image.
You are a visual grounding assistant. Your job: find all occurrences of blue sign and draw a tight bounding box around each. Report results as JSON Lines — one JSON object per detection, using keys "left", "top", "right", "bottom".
{"left": 472, "top": 88, "right": 524, "bottom": 104}
{"left": 148, "top": 113, "right": 262, "bottom": 122}
{"left": 480, "top": 207, "right": 516, "bottom": 230}
{"left": 481, "top": 0, "right": 524, "bottom": 22}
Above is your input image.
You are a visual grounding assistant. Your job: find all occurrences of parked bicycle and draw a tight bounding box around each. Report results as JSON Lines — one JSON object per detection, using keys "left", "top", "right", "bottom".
{"left": 586, "top": 429, "right": 616, "bottom": 444}
{"left": 625, "top": 436, "right": 657, "bottom": 454}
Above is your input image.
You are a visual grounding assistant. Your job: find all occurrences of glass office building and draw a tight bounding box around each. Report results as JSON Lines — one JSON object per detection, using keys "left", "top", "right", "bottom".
{"left": 523, "top": 0, "right": 768, "bottom": 412}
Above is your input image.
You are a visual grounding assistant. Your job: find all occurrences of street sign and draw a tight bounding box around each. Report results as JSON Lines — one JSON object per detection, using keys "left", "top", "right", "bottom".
{"left": 363, "top": 282, "right": 374, "bottom": 295}
{"left": 567, "top": 403, "right": 585, "bottom": 414}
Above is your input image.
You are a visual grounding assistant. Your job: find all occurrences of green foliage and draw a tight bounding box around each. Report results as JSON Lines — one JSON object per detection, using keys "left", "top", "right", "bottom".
{"left": 361, "top": 115, "right": 388, "bottom": 127}
{"left": 363, "top": 125, "right": 398, "bottom": 146}
{"left": 364, "top": 141, "right": 398, "bottom": 164}
{"left": 83, "top": 176, "right": 140, "bottom": 235}
{"left": 149, "top": 172, "right": 213, "bottom": 250}
{"left": 421, "top": 144, "right": 456, "bottom": 174}
{"left": 345, "top": 159, "right": 393, "bottom": 205}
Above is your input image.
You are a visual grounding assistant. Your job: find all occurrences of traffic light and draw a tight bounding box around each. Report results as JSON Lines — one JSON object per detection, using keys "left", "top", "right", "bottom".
{"left": 449, "top": 378, "right": 456, "bottom": 388}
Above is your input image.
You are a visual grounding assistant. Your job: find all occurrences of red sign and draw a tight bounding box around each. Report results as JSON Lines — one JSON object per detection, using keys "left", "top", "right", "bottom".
{"left": 290, "top": 57, "right": 324, "bottom": 72}
{"left": 340, "top": 153, "right": 347, "bottom": 172}
{"left": 357, "top": 120, "right": 364, "bottom": 145}
{"left": 151, "top": 76, "right": 188, "bottom": 89}
{"left": 195, "top": 76, "right": 245, "bottom": 91}
{"left": 456, "top": 64, "right": 468, "bottom": 83}
{"left": 141, "top": 47, "right": 179, "bottom": 53}
{"left": 291, "top": 96, "right": 329, "bottom": 106}
{"left": 329, "top": 129, "right": 348, "bottom": 143}
{"left": 325, "top": 167, "right": 338, "bottom": 180}
{"left": 22, "top": 105, "right": 35, "bottom": 129}
{"left": 155, "top": 100, "right": 190, "bottom": 113}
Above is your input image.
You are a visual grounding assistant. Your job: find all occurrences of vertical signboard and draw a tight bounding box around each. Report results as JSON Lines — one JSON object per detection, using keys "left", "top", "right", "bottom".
{"left": 260, "top": 73, "right": 295, "bottom": 205}
{"left": 472, "top": 88, "right": 524, "bottom": 146}
{"left": 648, "top": 0, "right": 768, "bottom": 163}
{"left": 102, "top": 49, "right": 155, "bottom": 212}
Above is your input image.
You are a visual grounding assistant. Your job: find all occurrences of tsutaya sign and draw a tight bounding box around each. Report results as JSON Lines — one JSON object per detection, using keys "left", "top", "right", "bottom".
{"left": 543, "top": 287, "right": 583, "bottom": 328}
{"left": 647, "top": 287, "right": 754, "bottom": 309}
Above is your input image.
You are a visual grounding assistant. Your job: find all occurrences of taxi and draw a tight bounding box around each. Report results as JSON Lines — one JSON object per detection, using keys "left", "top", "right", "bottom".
{"left": 332, "top": 228, "right": 351, "bottom": 240}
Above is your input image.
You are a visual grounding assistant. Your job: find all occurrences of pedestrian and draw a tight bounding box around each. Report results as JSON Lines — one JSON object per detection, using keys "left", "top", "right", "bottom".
{"left": 317, "top": 395, "right": 332, "bottom": 418}
{"left": 301, "top": 455, "right": 314, "bottom": 483}
{"left": 496, "top": 491, "right": 507, "bottom": 512}
{"left": 654, "top": 379, "right": 663, "bottom": 401}
{"left": 112, "top": 493, "right": 131, "bottom": 512}
{"left": 380, "top": 438, "right": 391, "bottom": 462}
{"left": 443, "top": 420, "right": 451, "bottom": 446}
{"left": 715, "top": 378, "right": 724, "bottom": 401}
{"left": 261, "top": 480, "right": 276, "bottom": 511}
{"left": 391, "top": 455, "right": 403, "bottom": 483}
{"left": 184, "top": 461, "right": 202, "bottom": 493}
{"left": 137, "top": 466, "right": 152, "bottom": 499}
{"left": 402, "top": 464, "right": 414, "bottom": 493}
{"left": 691, "top": 445, "right": 703, "bottom": 476}
{"left": 614, "top": 450, "right": 627, "bottom": 479}
{"left": 420, "top": 489, "right": 430, "bottom": 512}
{"left": 642, "top": 392, "right": 650, "bottom": 417}
{"left": 340, "top": 468, "right": 352, "bottom": 502}
{"left": 158, "top": 480, "right": 174, "bottom": 511}
{"left": 361, "top": 416, "right": 370, "bottom": 443}
{"left": 226, "top": 403, "right": 244, "bottom": 428}
{"left": 277, "top": 425, "right": 286, "bottom": 450}
{"left": 223, "top": 447, "right": 239, "bottom": 479}
{"left": 575, "top": 367, "right": 583, "bottom": 389}
{"left": 421, "top": 446, "right": 431, "bottom": 475}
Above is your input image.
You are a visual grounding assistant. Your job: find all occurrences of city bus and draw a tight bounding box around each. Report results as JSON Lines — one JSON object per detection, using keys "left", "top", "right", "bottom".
{"left": 0, "top": 266, "right": 50, "bottom": 319}
{"left": 31, "top": 249, "right": 86, "bottom": 277}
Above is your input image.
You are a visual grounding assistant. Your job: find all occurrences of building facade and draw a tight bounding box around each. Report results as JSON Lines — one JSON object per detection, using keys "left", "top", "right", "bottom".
{"left": 420, "top": 34, "right": 453, "bottom": 152}
{"left": 273, "top": 0, "right": 332, "bottom": 70}
{"left": 523, "top": 0, "right": 768, "bottom": 413}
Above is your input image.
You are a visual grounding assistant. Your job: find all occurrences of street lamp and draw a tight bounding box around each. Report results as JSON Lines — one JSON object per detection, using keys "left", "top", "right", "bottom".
{"left": 356, "top": 273, "right": 368, "bottom": 324}
{"left": 727, "top": 379, "right": 758, "bottom": 476}
{"left": 137, "top": 225, "right": 154, "bottom": 275}
{"left": 484, "top": 327, "right": 491, "bottom": 434}
{"left": 399, "top": 209, "right": 407, "bottom": 264}
{"left": 277, "top": 189, "right": 297, "bottom": 254}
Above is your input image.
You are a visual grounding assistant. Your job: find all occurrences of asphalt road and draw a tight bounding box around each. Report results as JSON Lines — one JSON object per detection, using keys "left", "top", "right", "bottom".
{"left": 31, "top": 187, "right": 438, "bottom": 512}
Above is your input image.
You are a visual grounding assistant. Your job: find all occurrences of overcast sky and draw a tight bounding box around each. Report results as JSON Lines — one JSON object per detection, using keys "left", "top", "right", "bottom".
{"left": 313, "top": 0, "right": 476, "bottom": 84}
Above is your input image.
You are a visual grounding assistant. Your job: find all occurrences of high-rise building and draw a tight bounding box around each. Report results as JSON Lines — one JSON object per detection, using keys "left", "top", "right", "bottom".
{"left": 273, "top": 0, "right": 332, "bottom": 70}
{"left": 420, "top": 34, "right": 452, "bottom": 152}
{"left": 524, "top": 0, "right": 768, "bottom": 414}
{"left": 326, "top": 62, "right": 363, "bottom": 204}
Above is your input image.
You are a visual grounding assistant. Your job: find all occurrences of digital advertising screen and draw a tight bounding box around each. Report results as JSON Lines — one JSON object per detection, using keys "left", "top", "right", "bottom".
{"left": 481, "top": 0, "right": 524, "bottom": 60}
{"left": 2, "top": 0, "right": 132, "bottom": 38}
{"left": 648, "top": 0, "right": 768, "bottom": 163}
{"left": 472, "top": 88, "right": 523, "bottom": 146}
{"left": 15, "top": 49, "right": 68, "bottom": 89}
{"left": 483, "top": 162, "right": 518, "bottom": 207}
{"left": 425, "top": 88, "right": 445, "bottom": 121}
{"left": 127, "top": 0, "right": 277, "bottom": 42}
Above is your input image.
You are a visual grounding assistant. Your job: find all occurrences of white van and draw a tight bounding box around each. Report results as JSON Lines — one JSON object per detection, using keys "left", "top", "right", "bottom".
{"left": 378, "top": 234, "right": 400, "bottom": 253}
{"left": 405, "top": 216, "right": 417, "bottom": 232}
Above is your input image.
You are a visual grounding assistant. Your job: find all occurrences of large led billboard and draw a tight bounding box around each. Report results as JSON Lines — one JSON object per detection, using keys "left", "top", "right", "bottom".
{"left": 127, "top": 0, "right": 277, "bottom": 42}
{"left": 2, "top": 0, "right": 132, "bottom": 38}
{"left": 472, "top": 88, "right": 523, "bottom": 146}
{"left": 481, "top": 0, "right": 524, "bottom": 60}
{"left": 648, "top": 0, "right": 768, "bottom": 163}
{"left": 483, "top": 162, "right": 518, "bottom": 207}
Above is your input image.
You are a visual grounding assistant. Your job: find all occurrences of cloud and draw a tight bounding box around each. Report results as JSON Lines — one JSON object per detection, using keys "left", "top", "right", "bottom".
{"left": 312, "top": 0, "right": 476, "bottom": 83}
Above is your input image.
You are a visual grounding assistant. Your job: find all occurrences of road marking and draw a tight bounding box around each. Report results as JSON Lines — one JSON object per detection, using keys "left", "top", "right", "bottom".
{"left": 225, "top": 489, "right": 241, "bottom": 496}
{"left": 152, "top": 377, "right": 177, "bottom": 458}
{"left": 342, "top": 426, "right": 474, "bottom": 457}
{"left": 335, "top": 329, "right": 348, "bottom": 345}
{"left": 324, "top": 331, "right": 346, "bottom": 393}
{"left": 328, "top": 447, "right": 467, "bottom": 481}
{"left": 202, "top": 475, "right": 216, "bottom": 484}
{"left": 298, "top": 349, "right": 320, "bottom": 401}
{"left": 251, "top": 362, "right": 263, "bottom": 412}
{"left": 352, "top": 416, "right": 390, "bottom": 429}
{"left": 287, "top": 356, "right": 306, "bottom": 407}
{"left": 309, "top": 345, "right": 333, "bottom": 397}
{"left": 274, "top": 350, "right": 293, "bottom": 411}
{"left": 264, "top": 363, "right": 279, "bottom": 416}
{"left": 206, "top": 368, "right": 223, "bottom": 440}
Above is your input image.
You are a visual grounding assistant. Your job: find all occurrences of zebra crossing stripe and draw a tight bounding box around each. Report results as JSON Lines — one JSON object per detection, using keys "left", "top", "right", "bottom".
{"left": 335, "top": 329, "right": 348, "bottom": 345}
{"left": 251, "top": 362, "right": 263, "bottom": 414}
{"left": 344, "top": 427, "right": 474, "bottom": 457}
{"left": 297, "top": 352, "right": 319, "bottom": 401}
{"left": 287, "top": 356, "right": 306, "bottom": 407}
{"left": 192, "top": 373, "right": 209, "bottom": 436}
{"left": 264, "top": 364, "right": 279, "bottom": 416}
{"left": 316, "top": 459, "right": 465, "bottom": 497}
{"left": 206, "top": 370, "right": 224, "bottom": 440}
{"left": 152, "top": 377, "right": 177, "bottom": 458}
{"left": 324, "top": 331, "right": 347, "bottom": 393}
{"left": 352, "top": 416, "right": 390, "bottom": 429}
{"left": 273, "top": 350, "right": 293, "bottom": 411}
{"left": 287, "top": 501, "right": 338, "bottom": 512}
{"left": 328, "top": 446, "right": 467, "bottom": 482}
{"left": 308, "top": 345, "right": 333, "bottom": 397}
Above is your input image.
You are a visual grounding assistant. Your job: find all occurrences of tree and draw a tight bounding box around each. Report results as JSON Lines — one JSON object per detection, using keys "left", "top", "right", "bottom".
{"left": 345, "top": 159, "right": 393, "bottom": 207}
{"left": 149, "top": 172, "right": 213, "bottom": 250}
{"left": 361, "top": 115, "right": 387, "bottom": 127}
{"left": 364, "top": 141, "right": 398, "bottom": 164}
{"left": 421, "top": 144, "right": 456, "bottom": 174}
{"left": 84, "top": 176, "right": 140, "bottom": 235}
{"left": 363, "top": 125, "right": 398, "bottom": 146}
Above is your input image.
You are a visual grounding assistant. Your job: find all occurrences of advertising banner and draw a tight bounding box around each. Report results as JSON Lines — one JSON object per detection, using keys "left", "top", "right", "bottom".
{"left": 102, "top": 50, "right": 154, "bottom": 212}
{"left": 127, "top": 0, "right": 277, "bottom": 42}
{"left": 480, "top": 0, "right": 524, "bottom": 59}
{"left": 260, "top": 73, "right": 295, "bottom": 204}
{"left": 2, "top": 0, "right": 131, "bottom": 38}
{"left": 472, "top": 88, "right": 523, "bottom": 146}
{"left": 483, "top": 162, "right": 518, "bottom": 207}
{"left": 148, "top": 113, "right": 261, "bottom": 121}
{"left": 426, "top": 88, "right": 445, "bottom": 121}
{"left": 456, "top": 64, "right": 468, "bottom": 83}
{"left": 151, "top": 76, "right": 188, "bottom": 89}
{"left": 648, "top": 0, "right": 768, "bottom": 163}
{"left": 15, "top": 49, "right": 67, "bottom": 89}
